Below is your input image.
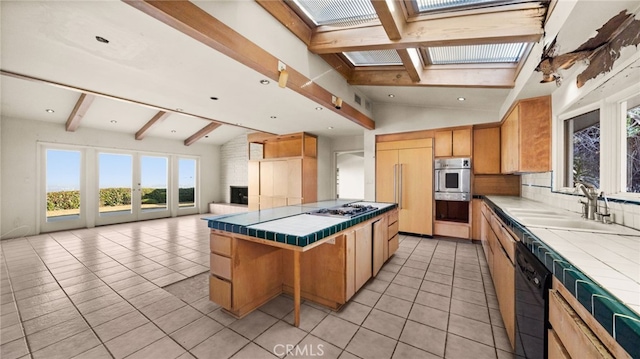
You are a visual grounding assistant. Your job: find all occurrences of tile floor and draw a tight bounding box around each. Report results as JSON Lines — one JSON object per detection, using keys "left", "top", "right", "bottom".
{"left": 1, "top": 215, "right": 514, "bottom": 359}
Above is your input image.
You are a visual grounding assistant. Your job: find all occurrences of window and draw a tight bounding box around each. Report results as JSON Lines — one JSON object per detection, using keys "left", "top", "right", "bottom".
{"left": 564, "top": 110, "right": 600, "bottom": 188}
{"left": 179, "top": 158, "right": 197, "bottom": 208}
{"left": 141, "top": 156, "right": 168, "bottom": 212}
{"left": 46, "top": 149, "right": 81, "bottom": 221}
{"left": 425, "top": 43, "right": 527, "bottom": 65}
{"left": 98, "top": 153, "right": 133, "bottom": 215}
{"left": 625, "top": 95, "right": 640, "bottom": 193}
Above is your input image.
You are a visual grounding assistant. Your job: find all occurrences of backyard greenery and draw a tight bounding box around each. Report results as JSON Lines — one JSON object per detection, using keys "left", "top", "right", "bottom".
{"left": 47, "top": 187, "right": 195, "bottom": 211}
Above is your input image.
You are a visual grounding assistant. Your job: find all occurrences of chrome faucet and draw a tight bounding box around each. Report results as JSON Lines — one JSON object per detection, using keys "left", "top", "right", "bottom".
{"left": 575, "top": 182, "right": 598, "bottom": 220}
{"left": 596, "top": 191, "right": 614, "bottom": 224}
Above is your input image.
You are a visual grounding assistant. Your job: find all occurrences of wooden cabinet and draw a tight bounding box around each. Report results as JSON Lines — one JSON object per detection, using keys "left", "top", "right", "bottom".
{"left": 473, "top": 127, "right": 501, "bottom": 174}
{"left": 480, "top": 202, "right": 515, "bottom": 348}
{"left": 500, "top": 96, "right": 551, "bottom": 173}
{"left": 376, "top": 139, "right": 433, "bottom": 236}
{"left": 372, "top": 215, "right": 388, "bottom": 276}
{"left": 248, "top": 132, "right": 317, "bottom": 210}
{"left": 354, "top": 224, "right": 372, "bottom": 292}
{"left": 548, "top": 289, "right": 614, "bottom": 359}
{"left": 435, "top": 127, "right": 472, "bottom": 157}
{"left": 471, "top": 199, "right": 482, "bottom": 240}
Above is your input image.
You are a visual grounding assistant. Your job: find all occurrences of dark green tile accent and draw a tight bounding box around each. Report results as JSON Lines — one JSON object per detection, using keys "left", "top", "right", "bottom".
{"left": 615, "top": 315, "right": 640, "bottom": 358}
{"left": 276, "top": 233, "right": 286, "bottom": 243}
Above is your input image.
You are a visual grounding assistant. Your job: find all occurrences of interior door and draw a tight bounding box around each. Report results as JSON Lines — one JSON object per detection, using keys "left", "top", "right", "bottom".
{"left": 398, "top": 147, "right": 433, "bottom": 235}
{"left": 375, "top": 149, "right": 399, "bottom": 203}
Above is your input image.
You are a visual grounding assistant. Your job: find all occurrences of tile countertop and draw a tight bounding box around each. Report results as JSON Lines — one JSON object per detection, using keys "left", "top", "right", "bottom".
{"left": 203, "top": 200, "right": 397, "bottom": 248}
{"left": 485, "top": 195, "right": 640, "bottom": 358}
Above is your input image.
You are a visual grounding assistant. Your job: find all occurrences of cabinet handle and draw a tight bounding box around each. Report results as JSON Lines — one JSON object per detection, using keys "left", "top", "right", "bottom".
{"left": 399, "top": 164, "right": 404, "bottom": 209}
{"left": 393, "top": 164, "right": 397, "bottom": 204}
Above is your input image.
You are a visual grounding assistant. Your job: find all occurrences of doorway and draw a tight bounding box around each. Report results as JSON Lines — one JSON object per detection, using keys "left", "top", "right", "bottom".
{"left": 335, "top": 151, "right": 365, "bottom": 199}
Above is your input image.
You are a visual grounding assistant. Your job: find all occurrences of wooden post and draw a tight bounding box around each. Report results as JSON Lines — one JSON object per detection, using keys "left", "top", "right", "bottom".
{"left": 293, "top": 250, "right": 301, "bottom": 327}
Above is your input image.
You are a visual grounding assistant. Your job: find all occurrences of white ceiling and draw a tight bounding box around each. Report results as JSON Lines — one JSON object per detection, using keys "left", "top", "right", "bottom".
{"left": 1, "top": 0, "right": 638, "bottom": 146}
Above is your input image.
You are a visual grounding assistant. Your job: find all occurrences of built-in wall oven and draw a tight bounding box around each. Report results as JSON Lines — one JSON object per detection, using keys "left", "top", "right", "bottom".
{"left": 434, "top": 158, "right": 471, "bottom": 201}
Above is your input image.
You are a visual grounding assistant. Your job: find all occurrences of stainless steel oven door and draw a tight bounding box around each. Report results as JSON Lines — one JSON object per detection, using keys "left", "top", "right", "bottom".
{"left": 436, "top": 168, "right": 471, "bottom": 193}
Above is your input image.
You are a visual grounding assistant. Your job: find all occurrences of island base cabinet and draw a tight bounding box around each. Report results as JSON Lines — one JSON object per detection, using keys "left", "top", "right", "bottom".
{"left": 548, "top": 329, "right": 571, "bottom": 359}
{"left": 209, "top": 275, "right": 231, "bottom": 310}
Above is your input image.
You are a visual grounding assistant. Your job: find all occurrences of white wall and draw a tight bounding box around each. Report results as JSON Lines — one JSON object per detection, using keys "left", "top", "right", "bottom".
{"left": 219, "top": 134, "right": 249, "bottom": 203}
{"left": 0, "top": 116, "right": 221, "bottom": 239}
{"left": 337, "top": 153, "right": 364, "bottom": 200}
{"left": 317, "top": 135, "right": 333, "bottom": 201}
{"left": 363, "top": 103, "right": 499, "bottom": 200}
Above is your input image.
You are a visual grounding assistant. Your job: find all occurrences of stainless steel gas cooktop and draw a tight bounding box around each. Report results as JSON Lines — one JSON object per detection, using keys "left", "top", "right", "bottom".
{"left": 308, "top": 203, "right": 377, "bottom": 218}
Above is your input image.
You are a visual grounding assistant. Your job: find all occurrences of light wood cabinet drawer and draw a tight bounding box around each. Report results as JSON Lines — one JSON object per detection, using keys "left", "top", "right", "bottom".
{"left": 388, "top": 221, "right": 399, "bottom": 239}
{"left": 210, "top": 253, "right": 232, "bottom": 280}
{"left": 549, "top": 290, "right": 614, "bottom": 359}
{"left": 388, "top": 210, "right": 398, "bottom": 226}
{"left": 388, "top": 234, "right": 399, "bottom": 256}
{"left": 209, "top": 275, "right": 231, "bottom": 310}
{"left": 210, "top": 233, "right": 232, "bottom": 257}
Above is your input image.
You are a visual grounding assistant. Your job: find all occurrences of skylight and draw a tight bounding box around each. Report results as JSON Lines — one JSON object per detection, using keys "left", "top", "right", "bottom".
{"left": 289, "top": 0, "right": 378, "bottom": 27}
{"left": 343, "top": 50, "right": 403, "bottom": 66}
{"left": 416, "top": 0, "right": 514, "bottom": 13}
{"left": 427, "top": 43, "right": 527, "bottom": 64}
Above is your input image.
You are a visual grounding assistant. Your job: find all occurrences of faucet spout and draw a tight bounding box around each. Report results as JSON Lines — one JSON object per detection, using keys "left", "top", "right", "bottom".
{"left": 575, "top": 182, "right": 597, "bottom": 220}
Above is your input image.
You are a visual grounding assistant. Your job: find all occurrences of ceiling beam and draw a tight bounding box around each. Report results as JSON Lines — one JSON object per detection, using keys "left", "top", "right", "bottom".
{"left": 397, "top": 49, "right": 421, "bottom": 82}
{"left": 255, "top": 0, "right": 312, "bottom": 44}
{"left": 65, "top": 93, "right": 95, "bottom": 132}
{"left": 349, "top": 66, "right": 517, "bottom": 88}
{"left": 184, "top": 122, "right": 221, "bottom": 146}
{"left": 135, "top": 111, "right": 170, "bottom": 140}
{"left": 370, "top": 0, "right": 404, "bottom": 40}
{"left": 309, "top": 7, "right": 545, "bottom": 54}
{"left": 124, "top": 0, "right": 375, "bottom": 130}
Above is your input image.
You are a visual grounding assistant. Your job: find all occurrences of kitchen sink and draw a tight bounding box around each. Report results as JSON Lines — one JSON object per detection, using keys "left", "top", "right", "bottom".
{"left": 506, "top": 208, "right": 565, "bottom": 216}
{"left": 516, "top": 217, "right": 640, "bottom": 236}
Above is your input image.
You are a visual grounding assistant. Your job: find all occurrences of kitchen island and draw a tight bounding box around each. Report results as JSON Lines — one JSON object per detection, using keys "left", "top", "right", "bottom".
{"left": 203, "top": 200, "right": 398, "bottom": 327}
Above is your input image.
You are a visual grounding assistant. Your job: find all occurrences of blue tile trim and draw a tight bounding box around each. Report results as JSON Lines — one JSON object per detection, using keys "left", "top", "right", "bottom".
{"left": 483, "top": 196, "right": 640, "bottom": 358}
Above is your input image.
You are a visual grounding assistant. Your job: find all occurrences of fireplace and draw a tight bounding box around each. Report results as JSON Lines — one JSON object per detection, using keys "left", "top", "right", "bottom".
{"left": 230, "top": 186, "right": 248, "bottom": 205}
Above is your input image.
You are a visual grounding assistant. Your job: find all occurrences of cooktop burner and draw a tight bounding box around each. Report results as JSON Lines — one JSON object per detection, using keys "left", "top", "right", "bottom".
{"left": 309, "top": 203, "right": 377, "bottom": 218}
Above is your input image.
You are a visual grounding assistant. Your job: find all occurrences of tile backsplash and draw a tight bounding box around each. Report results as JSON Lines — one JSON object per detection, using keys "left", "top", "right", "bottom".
{"left": 521, "top": 172, "right": 640, "bottom": 231}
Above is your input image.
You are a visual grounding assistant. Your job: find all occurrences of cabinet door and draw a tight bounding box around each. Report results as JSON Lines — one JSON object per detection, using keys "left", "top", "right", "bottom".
{"left": 494, "top": 243, "right": 515, "bottom": 349}
{"left": 435, "top": 130, "right": 453, "bottom": 157}
{"left": 501, "top": 108, "right": 519, "bottom": 173}
{"left": 473, "top": 127, "right": 501, "bottom": 174}
{"left": 471, "top": 199, "right": 482, "bottom": 240}
{"left": 452, "top": 128, "right": 472, "bottom": 157}
{"left": 354, "top": 224, "right": 372, "bottom": 292}
{"left": 398, "top": 147, "right": 433, "bottom": 235}
{"left": 287, "top": 159, "right": 302, "bottom": 198}
{"left": 375, "top": 150, "right": 399, "bottom": 203}
{"left": 260, "top": 161, "right": 274, "bottom": 196}
{"left": 272, "top": 160, "right": 288, "bottom": 197}
{"left": 372, "top": 216, "right": 388, "bottom": 276}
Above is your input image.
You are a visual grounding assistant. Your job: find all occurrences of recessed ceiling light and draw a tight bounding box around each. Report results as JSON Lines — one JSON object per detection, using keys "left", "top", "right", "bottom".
{"left": 95, "top": 36, "right": 109, "bottom": 44}
{"left": 260, "top": 79, "right": 270, "bottom": 85}
{"left": 327, "top": 126, "right": 334, "bottom": 130}
{"left": 210, "top": 97, "right": 218, "bottom": 100}
{"left": 176, "top": 108, "right": 184, "bottom": 112}
{"left": 110, "top": 120, "right": 117, "bottom": 124}
{"left": 270, "top": 116, "right": 277, "bottom": 119}
{"left": 388, "top": 94, "right": 395, "bottom": 98}
{"left": 45, "top": 109, "right": 55, "bottom": 113}
{"left": 171, "top": 130, "right": 177, "bottom": 133}
{"left": 315, "top": 107, "right": 323, "bottom": 111}
{"left": 235, "top": 123, "right": 242, "bottom": 126}
{"left": 205, "top": 135, "right": 209, "bottom": 138}
{"left": 457, "top": 97, "right": 466, "bottom": 101}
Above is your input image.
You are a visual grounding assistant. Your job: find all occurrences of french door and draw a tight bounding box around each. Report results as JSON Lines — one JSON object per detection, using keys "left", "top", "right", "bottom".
{"left": 95, "top": 152, "right": 170, "bottom": 226}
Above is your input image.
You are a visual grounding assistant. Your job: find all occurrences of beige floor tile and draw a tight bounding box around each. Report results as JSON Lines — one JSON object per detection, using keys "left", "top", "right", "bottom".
{"left": 351, "top": 289, "right": 382, "bottom": 307}
{"left": 31, "top": 330, "right": 101, "bottom": 359}
{"left": 384, "top": 283, "right": 419, "bottom": 302}
{"left": 391, "top": 274, "right": 422, "bottom": 289}
{"left": 15, "top": 289, "right": 67, "bottom": 311}
{"left": 171, "top": 316, "right": 224, "bottom": 350}
{"left": 414, "top": 290, "right": 451, "bottom": 312}
{"left": 138, "top": 295, "right": 186, "bottom": 320}
{"left": 0, "top": 323, "right": 24, "bottom": 345}
{"left": 445, "top": 333, "right": 497, "bottom": 359}
{"left": 76, "top": 293, "right": 126, "bottom": 315}
{"left": 375, "top": 270, "right": 396, "bottom": 282}
{"left": 69, "top": 285, "right": 115, "bottom": 305}
{"left": 452, "top": 287, "right": 488, "bottom": 306}
{"left": 310, "top": 316, "right": 358, "bottom": 349}
{"left": 259, "top": 295, "right": 294, "bottom": 319}
{"left": 105, "top": 322, "right": 165, "bottom": 359}
{"left": 228, "top": 310, "right": 278, "bottom": 340}
{"left": 450, "top": 298, "right": 490, "bottom": 324}
{"left": 408, "top": 303, "right": 449, "bottom": 331}
{"left": 127, "top": 336, "right": 186, "bottom": 359}
{"left": 453, "top": 276, "right": 485, "bottom": 293}
{"left": 399, "top": 320, "right": 446, "bottom": 357}
{"left": 231, "top": 342, "right": 278, "bottom": 359}
{"left": 127, "top": 287, "right": 172, "bottom": 308}
{"left": 254, "top": 321, "right": 307, "bottom": 358}
{"left": 0, "top": 337, "right": 29, "bottom": 359}
{"left": 363, "top": 278, "right": 390, "bottom": 293}
{"left": 26, "top": 316, "right": 89, "bottom": 352}
{"left": 191, "top": 296, "right": 220, "bottom": 315}
{"left": 208, "top": 308, "right": 238, "bottom": 326}
{"left": 361, "top": 309, "right": 405, "bottom": 340}
{"left": 94, "top": 310, "right": 149, "bottom": 342}
{"left": 492, "top": 325, "right": 512, "bottom": 352}
{"left": 285, "top": 334, "right": 342, "bottom": 359}
{"left": 392, "top": 342, "right": 440, "bottom": 359}
{"left": 18, "top": 297, "right": 74, "bottom": 321}
{"left": 374, "top": 295, "right": 412, "bottom": 318}
{"left": 424, "top": 271, "right": 454, "bottom": 285}
{"left": 404, "top": 259, "right": 430, "bottom": 270}
{"left": 282, "top": 303, "right": 329, "bottom": 332}
{"left": 331, "top": 301, "right": 371, "bottom": 325}
{"left": 448, "top": 313, "right": 494, "bottom": 347}
{"left": 70, "top": 344, "right": 113, "bottom": 359}
{"left": 191, "top": 328, "right": 249, "bottom": 359}
{"left": 345, "top": 328, "right": 397, "bottom": 359}
{"left": 83, "top": 301, "right": 136, "bottom": 327}
{"left": 154, "top": 305, "right": 203, "bottom": 334}
{"left": 397, "top": 266, "right": 426, "bottom": 279}
{"left": 421, "top": 280, "right": 453, "bottom": 298}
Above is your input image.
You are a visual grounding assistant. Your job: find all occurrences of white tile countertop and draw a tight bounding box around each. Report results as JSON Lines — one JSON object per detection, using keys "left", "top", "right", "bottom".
{"left": 486, "top": 195, "right": 640, "bottom": 314}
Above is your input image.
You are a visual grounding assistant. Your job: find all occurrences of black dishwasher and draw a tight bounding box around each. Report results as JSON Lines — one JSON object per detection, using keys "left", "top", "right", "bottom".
{"left": 514, "top": 240, "right": 552, "bottom": 359}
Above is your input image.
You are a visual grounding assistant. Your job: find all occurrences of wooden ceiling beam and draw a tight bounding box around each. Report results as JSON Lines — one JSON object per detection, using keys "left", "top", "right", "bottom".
{"left": 397, "top": 49, "right": 421, "bottom": 82}
{"left": 255, "top": 0, "right": 312, "bottom": 45}
{"left": 349, "top": 67, "right": 517, "bottom": 88}
{"left": 135, "top": 111, "right": 170, "bottom": 140}
{"left": 184, "top": 122, "right": 222, "bottom": 146}
{"left": 124, "top": 0, "right": 375, "bottom": 130}
{"left": 370, "top": 0, "right": 405, "bottom": 40}
{"left": 65, "top": 93, "right": 95, "bottom": 132}
{"left": 309, "top": 7, "right": 545, "bottom": 54}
